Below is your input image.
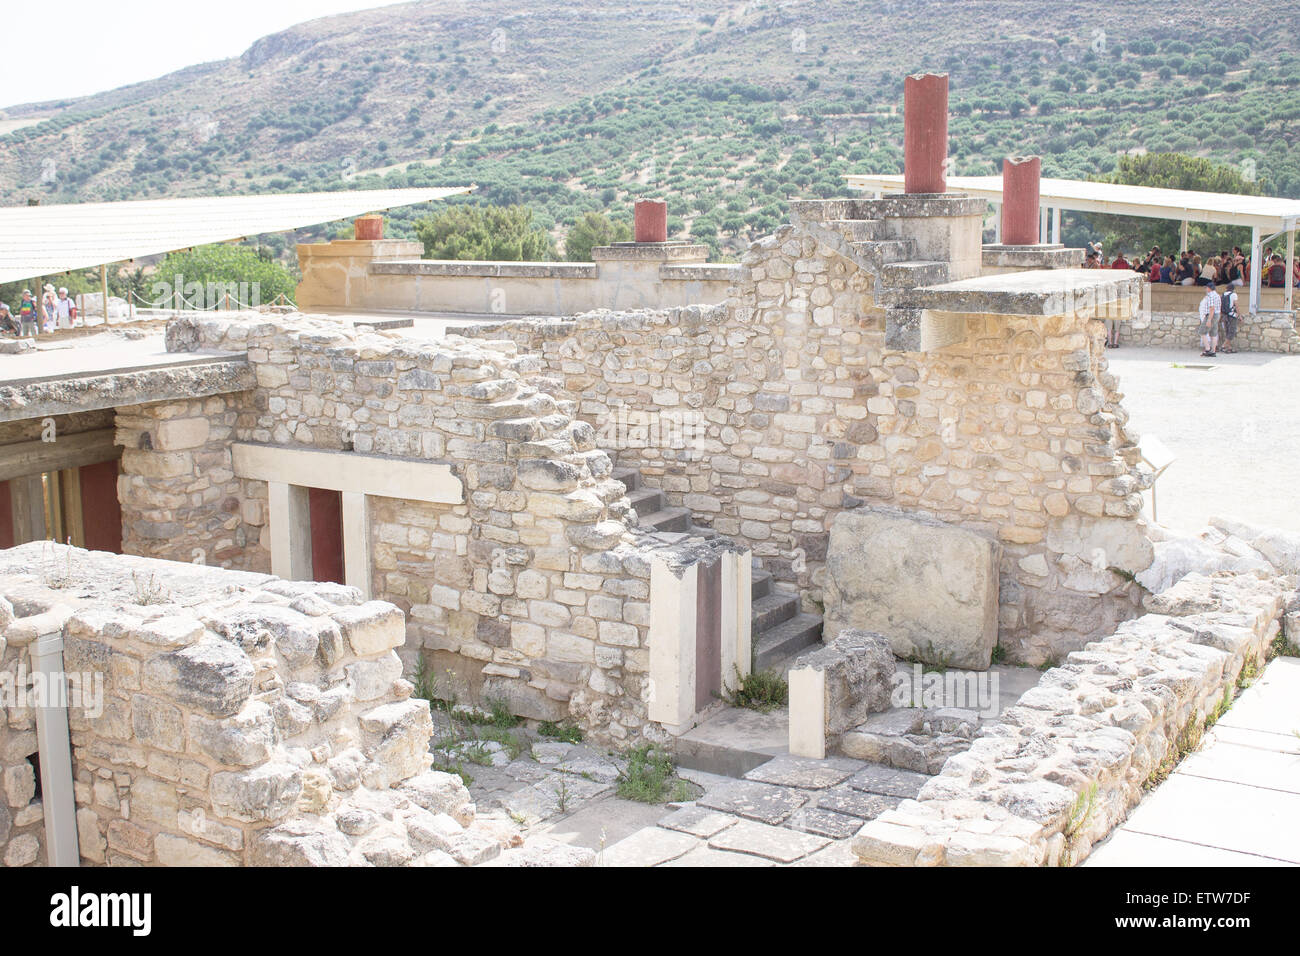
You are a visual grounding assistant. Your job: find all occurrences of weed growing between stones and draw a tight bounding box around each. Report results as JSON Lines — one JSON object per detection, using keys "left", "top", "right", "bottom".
{"left": 1237, "top": 653, "right": 1261, "bottom": 689}
{"left": 1060, "top": 782, "right": 1098, "bottom": 867}
{"left": 990, "top": 644, "right": 1007, "bottom": 665}
{"left": 723, "top": 667, "right": 788, "bottom": 713}
{"left": 1268, "top": 630, "right": 1299, "bottom": 660}
{"left": 130, "top": 571, "right": 171, "bottom": 605}
{"left": 538, "top": 720, "right": 584, "bottom": 743}
{"left": 615, "top": 745, "right": 697, "bottom": 803}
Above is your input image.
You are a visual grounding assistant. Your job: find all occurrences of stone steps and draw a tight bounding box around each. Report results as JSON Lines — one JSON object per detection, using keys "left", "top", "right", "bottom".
{"left": 751, "top": 589, "right": 798, "bottom": 632}
{"left": 880, "top": 260, "right": 950, "bottom": 288}
{"left": 636, "top": 505, "right": 693, "bottom": 533}
{"left": 823, "top": 218, "right": 883, "bottom": 241}
{"left": 753, "top": 612, "right": 823, "bottom": 673}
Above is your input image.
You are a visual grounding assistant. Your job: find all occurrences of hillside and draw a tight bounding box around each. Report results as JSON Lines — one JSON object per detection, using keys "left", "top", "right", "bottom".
{"left": 2, "top": 0, "right": 1298, "bottom": 259}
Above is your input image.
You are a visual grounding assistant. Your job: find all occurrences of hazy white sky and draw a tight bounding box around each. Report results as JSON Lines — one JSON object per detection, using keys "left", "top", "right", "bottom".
{"left": 1, "top": 0, "right": 399, "bottom": 109}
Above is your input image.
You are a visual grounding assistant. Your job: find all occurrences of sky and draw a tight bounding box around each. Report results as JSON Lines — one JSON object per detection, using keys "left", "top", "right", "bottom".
{"left": 1, "top": 0, "right": 400, "bottom": 109}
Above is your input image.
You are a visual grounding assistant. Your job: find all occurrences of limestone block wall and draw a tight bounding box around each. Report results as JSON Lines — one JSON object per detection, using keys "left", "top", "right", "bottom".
{"left": 1124, "top": 309, "right": 1300, "bottom": 353}
{"left": 0, "top": 544, "right": 454, "bottom": 867}
{"left": 139, "top": 314, "right": 736, "bottom": 743}
{"left": 116, "top": 395, "right": 268, "bottom": 570}
{"left": 851, "top": 572, "right": 1292, "bottom": 867}
{"left": 457, "top": 221, "right": 1155, "bottom": 664}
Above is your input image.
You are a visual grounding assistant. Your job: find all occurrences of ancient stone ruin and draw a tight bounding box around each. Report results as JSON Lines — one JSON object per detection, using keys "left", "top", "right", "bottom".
{"left": 3, "top": 71, "right": 1297, "bottom": 868}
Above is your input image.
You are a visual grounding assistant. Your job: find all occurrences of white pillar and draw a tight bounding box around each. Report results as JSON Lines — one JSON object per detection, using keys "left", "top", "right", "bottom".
{"left": 1180, "top": 220, "right": 1189, "bottom": 252}
{"left": 1039, "top": 206, "right": 1048, "bottom": 244}
{"left": 268, "top": 481, "right": 312, "bottom": 580}
{"left": 1249, "top": 226, "right": 1262, "bottom": 315}
{"left": 991, "top": 202, "right": 1002, "bottom": 244}
{"left": 341, "top": 491, "right": 371, "bottom": 599}
{"left": 1050, "top": 207, "right": 1060, "bottom": 245}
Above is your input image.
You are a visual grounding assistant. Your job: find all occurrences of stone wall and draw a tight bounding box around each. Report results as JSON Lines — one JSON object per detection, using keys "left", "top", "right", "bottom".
{"left": 296, "top": 236, "right": 738, "bottom": 315}
{"left": 850, "top": 571, "right": 1292, "bottom": 866}
{"left": 456, "top": 220, "right": 1156, "bottom": 664}
{"left": 1125, "top": 309, "right": 1300, "bottom": 353}
{"left": 129, "top": 314, "right": 741, "bottom": 744}
{"left": 116, "top": 395, "right": 268, "bottom": 570}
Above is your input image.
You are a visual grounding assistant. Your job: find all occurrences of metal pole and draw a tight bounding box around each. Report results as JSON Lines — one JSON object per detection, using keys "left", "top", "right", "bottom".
{"left": 1039, "top": 206, "right": 1048, "bottom": 244}
{"left": 1180, "top": 220, "right": 1189, "bottom": 252}
{"left": 1050, "top": 208, "right": 1060, "bottom": 245}
{"left": 1286, "top": 228, "right": 1295, "bottom": 315}
{"left": 34, "top": 632, "right": 81, "bottom": 866}
{"left": 1249, "top": 226, "right": 1261, "bottom": 315}
{"left": 100, "top": 263, "right": 110, "bottom": 327}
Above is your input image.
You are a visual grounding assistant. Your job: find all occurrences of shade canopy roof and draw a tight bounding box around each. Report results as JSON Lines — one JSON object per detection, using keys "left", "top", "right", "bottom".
{"left": 0, "top": 186, "right": 472, "bottom": 284}
{"left": 845, "top": 174, "right": 1300, "bottom": 233}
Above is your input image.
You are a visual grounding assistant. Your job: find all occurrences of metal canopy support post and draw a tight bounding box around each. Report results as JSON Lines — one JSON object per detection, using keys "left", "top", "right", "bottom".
{"left": 1250, "top": 226, "right": 1262, "bottom": 315}
{"left": 100, "top": 263, "right": 109, "bottom": 327}
{"left": 1286, "top": 228, "right": 1295, "bottom": 314}
{"left": 34, "top": 632, "right": 81, "bottom": 866}
{"left": 1180, "top": 220, "right": 1189, "bottom": 252}
{"left": 1050, "top": 207, "right": 1060, "bottom": 244}
{"left": 1039, "top": 206, "right": 1048, "bottom": 244}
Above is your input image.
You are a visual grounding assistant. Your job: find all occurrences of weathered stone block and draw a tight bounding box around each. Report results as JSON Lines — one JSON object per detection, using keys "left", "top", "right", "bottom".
{"left": 824, "top": 507, "right": 1000, "bottom": 669}
{"left": 143, "top": 637, "right": 255, "bottom": 717}
{"left": 332, "top": 601, "right": 407, "bottom": 657}
{"left": 788, "top": 629, "right": 895, "bottom": 758}
{"left": 211, "top": 762, "right": 302, "bottom": 823}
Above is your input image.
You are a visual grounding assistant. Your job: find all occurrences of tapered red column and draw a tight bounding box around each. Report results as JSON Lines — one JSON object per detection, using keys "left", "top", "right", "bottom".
{"left": 1001, "top": 156, "right": 1041, "bottom": 245}
{"left": 903, "top": 73, "right": 949, "bottom": 194}
{"left": 634, "top": 199, "right": 667, "bottom": 243}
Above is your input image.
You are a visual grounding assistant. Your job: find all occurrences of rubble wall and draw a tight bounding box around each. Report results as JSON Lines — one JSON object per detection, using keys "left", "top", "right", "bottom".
{"left": 457, "top": 222, "right": 1154, "bottom": 664}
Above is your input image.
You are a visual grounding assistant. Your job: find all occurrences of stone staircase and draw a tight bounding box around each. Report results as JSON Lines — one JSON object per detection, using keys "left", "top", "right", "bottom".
{"left": 611, "top": 465, "right": 822, "bottom": 674}
{"left": 788, "top": 199, "right": 952, "bottom": 292}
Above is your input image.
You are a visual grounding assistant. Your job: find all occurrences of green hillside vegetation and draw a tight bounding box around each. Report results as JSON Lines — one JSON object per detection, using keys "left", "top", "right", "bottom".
{"left": 1, "top": 1, "right": 1296, "bottom": 266}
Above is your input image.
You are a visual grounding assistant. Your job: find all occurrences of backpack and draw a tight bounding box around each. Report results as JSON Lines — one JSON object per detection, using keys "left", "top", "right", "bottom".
{"left": 1221, "top": 291, "right": 1237, "bottom": 319}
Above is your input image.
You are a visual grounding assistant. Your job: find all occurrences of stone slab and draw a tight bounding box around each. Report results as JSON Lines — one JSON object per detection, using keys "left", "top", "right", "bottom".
{"left": 1120, "top": 775, "right": 1300, "bottom": 864}
{"left": 707, "top": 819, "right": 830, "bottom": 863}
{"left": 696, "top": 779, "right": 809, "bottom": 825}
{"left": 660, "top": 845, "right": 775, "bottom": 867}
{"left": 742, "top": 754, "right": 864, "bottom": 790}
{"left": 823, "top": 506, "right": 1000, "bottom": 669}
{"left": 845, "top": 765, "right": 930, "bottom": 799}
{"left": 1175, "top": 740, "right": 1300, "bottom": 794}
{"left": 815, "top": 787, "right": 903, "bottom": 820}
{"left": 601, "top": 826, "right": 701, "bottom": 867}
{"left": 782, "top": 807, "right": 864, "bottom": 840}
{"left": 656, "top": 806, "right": 739, "bottom": 839}
{"left": 1084, "top": 829, "right": 1292, "bottom": 868}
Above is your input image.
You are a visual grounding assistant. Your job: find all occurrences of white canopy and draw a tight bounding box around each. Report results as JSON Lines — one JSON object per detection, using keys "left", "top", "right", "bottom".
{"left": 846, "top": 173, "right": 1299, "bottom": 312}
{"left": 0, "top": 186, "right": 472, "bottom": 285}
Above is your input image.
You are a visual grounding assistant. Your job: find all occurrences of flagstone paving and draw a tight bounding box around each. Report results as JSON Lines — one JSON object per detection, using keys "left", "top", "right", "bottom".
{"left": 1086, "top": 656, "right": 1300, "bottom": 867}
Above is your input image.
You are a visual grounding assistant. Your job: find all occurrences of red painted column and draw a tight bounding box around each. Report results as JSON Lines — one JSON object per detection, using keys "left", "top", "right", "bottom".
{"left": 1001, "top": 156, "right": 1042, "bottom": 245}
{"left": 634, "top": 200, "right": 668, "bottom": 243}
{"left": 903, "top": 72, "right": 949, "bottom": 194}
{"left": 354, "top": 215, "right": 384, "bottom": 240}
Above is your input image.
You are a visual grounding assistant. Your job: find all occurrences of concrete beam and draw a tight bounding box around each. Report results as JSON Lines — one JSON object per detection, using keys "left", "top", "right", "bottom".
{"left": 231, "top": 442, "right": 463, "bottom": 504}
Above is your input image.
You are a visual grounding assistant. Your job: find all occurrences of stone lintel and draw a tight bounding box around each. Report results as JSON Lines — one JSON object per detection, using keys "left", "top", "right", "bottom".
{"left": 591, "top": 242, "right": 710, "bottom": 263}
{"left": 297, "top": 239, "right": 424, "bottom": 259}
{"left": 982, "top": 244, "right": 1084, "bottom": 270}
{"left": 231, "top": 442, "right": 464, "bottom": 504}
{"left": 0, "top": 357, "right": 253, "bottom": 424}
{"left": 370, "top": 260, "right": 599, "bottom": 279}
{"left": 885, "top": 268, "right": 1144, "bottom": 317}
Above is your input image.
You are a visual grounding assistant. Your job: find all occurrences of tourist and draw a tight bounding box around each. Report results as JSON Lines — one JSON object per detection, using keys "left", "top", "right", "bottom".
{"left": 1264, "top": 254, "right": 1287, "bottom": 287}
{"left": 1177, "top": 253, "right": 1195, "bottom": 284}
{"left": 1159, "top": 255, "right": 1175, "bottom": 283}
{"left": 40, "top": 284, "right": 58, "bottom": 332}
{"left": 17, "top": 289, "right": 40, "bottom": 337}
{"left": 1201, "top": 256, "right": 1219, "bottom": 286}
{"left": 1110, "top": 250, "right": 1131, "bottom": 270}
{"left": 0, "top": 303, "right": 17, "bottom": 337}
{"left": 1083, "top": 250, "right": 1100, "bottom": 268}
{"left": 1136, "top": 246, "right": 1162, "bottom": 274}
{"left": 1198, "top": 280, "right": 1221, "bottom": 357}
{"left": 1223, "top": 254, "right": 1243, "bottom": 288}
{"left": 53, "top": 287, "right": 78, "bottom": 329}
{"left": 1219, "top": 284, "right": 1240, "bottom": 353}
{"left": 1148, "top": 256, "right": 1161, "bottom": 283}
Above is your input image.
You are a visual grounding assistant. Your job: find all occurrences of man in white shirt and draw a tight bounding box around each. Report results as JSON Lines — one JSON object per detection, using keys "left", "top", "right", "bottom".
{"left": 54, "top": 288, "right": 77, "bottom": 329}
{"left": 1198, "top": 281, "right": 1220, "bottom": 357}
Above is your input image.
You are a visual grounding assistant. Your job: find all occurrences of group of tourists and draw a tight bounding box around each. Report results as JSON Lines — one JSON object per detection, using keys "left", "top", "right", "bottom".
{"left": 0, "top": 285, "right": 79, "bottom": 337}
{"left": 1086, "top": 242, "right": 1299, "bottom": 288}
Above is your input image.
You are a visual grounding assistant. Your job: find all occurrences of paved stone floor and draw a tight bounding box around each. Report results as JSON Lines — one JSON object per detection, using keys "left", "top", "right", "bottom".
{"left": 1086, "top": 656, "right": 1300, "bottom": 867}
{"left": 1108, "top": 347, "right": 1300, "bottom": 535}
